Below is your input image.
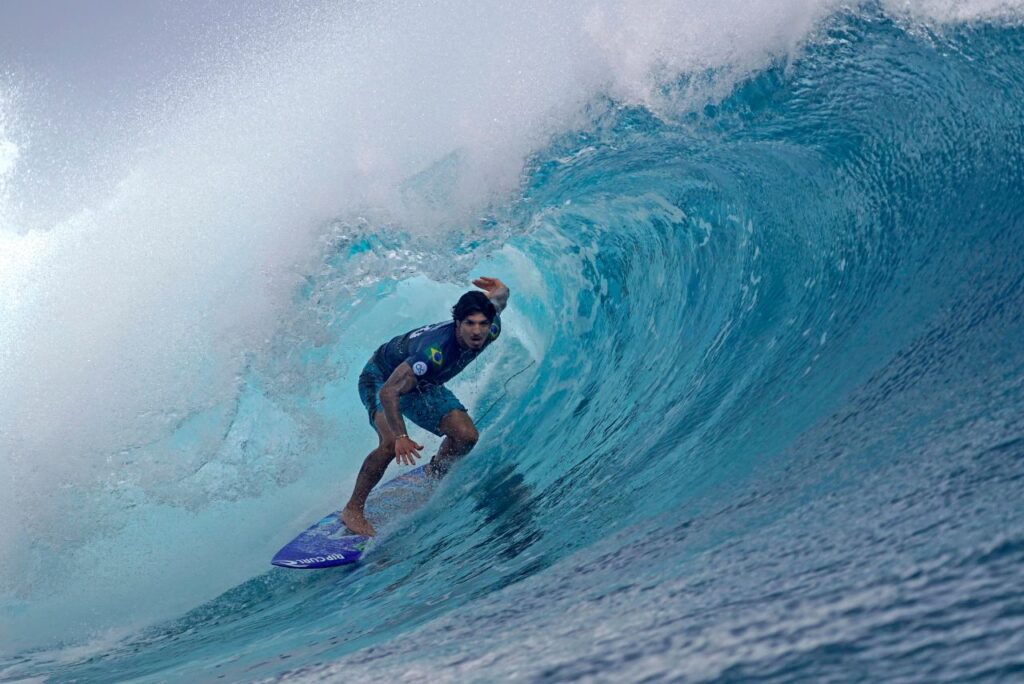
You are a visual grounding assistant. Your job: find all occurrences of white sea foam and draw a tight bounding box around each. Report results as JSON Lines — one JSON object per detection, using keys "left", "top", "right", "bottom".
{"left": 0, "top": 91, "right": 19, "bottom": 229}
{"left": 890, "top": 0, "right": 1024, "bottom": 24}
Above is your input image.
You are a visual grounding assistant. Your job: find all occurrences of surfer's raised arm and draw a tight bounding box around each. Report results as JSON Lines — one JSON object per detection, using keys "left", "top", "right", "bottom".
{"left": 379, "top": 363, "right": 424, "bottom": 465}
{"left": 473, "top": 276, "right": 509, "bottom": 314}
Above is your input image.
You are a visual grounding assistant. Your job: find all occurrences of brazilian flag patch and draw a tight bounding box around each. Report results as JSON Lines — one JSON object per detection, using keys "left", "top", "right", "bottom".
{"left": 428, "top": 345, "right": 444, "bottom": 366}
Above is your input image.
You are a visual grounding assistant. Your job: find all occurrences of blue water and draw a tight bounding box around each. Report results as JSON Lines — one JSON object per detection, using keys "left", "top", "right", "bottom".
{"left": 3, "top": 5, "right": 1024, "bottom": 682}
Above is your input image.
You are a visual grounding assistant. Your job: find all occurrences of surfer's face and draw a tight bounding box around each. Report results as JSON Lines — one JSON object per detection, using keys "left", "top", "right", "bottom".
{"left": 457, "top": 312, "right": 491, "bottom": 350}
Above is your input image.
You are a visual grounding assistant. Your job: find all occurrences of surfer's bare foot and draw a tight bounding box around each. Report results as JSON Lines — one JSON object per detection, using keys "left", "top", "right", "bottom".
{"left": 341, "top": 506, "right": 376, "bottom": 536}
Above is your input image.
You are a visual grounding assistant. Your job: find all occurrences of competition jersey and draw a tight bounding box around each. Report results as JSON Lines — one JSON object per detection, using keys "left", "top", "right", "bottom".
{"left": 371, "top": 314, "right": 502, "bottom": 386}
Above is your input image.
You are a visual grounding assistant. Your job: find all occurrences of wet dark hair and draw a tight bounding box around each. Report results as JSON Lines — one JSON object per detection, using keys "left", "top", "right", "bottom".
{"left": 451, "top": 290, "right": 496, "bottom": 323}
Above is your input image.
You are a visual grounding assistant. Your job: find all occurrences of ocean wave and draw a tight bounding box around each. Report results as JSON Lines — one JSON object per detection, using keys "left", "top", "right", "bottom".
{"left": 2, "top": 3, "right": 1024, "bottom": 681}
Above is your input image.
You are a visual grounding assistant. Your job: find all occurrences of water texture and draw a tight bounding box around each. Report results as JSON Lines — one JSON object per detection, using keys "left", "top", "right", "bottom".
{"left": 1, "top": 2, "right": 1023, "bottom": 681}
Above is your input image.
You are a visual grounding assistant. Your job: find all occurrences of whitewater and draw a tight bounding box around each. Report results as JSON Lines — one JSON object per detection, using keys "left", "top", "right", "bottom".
{"left": 1, "top": 0, "right": 1023, "bottom": 681}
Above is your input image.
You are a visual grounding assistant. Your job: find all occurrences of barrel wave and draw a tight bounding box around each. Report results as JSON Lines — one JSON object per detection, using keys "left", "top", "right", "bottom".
{"left": 2, "top": 3, "right": 1024, "bottom": 682}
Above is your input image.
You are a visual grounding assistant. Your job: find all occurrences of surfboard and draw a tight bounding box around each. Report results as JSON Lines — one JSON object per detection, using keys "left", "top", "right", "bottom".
{"left": 271, "top": 465, "right": 436, "bottom": 569}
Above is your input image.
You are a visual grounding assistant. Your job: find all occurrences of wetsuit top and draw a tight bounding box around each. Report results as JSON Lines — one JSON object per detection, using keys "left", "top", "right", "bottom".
{"left": 371, "top": 314, "right": 502, "bottom": 386}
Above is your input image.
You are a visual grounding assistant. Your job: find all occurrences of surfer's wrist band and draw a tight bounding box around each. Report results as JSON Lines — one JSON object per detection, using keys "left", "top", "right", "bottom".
{"left": 396, "top": 433, "right": 408, "bottom": 440}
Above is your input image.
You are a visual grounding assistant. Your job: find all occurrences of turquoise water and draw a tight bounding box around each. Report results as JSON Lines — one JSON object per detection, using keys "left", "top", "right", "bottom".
{"left": 2, "top": 3, "right": 1024, "bottom": 682}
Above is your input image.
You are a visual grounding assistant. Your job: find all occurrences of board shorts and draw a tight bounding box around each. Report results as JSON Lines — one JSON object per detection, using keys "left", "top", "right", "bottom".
{"left": 357, "top": 359, "right": 466, "bottom": 437}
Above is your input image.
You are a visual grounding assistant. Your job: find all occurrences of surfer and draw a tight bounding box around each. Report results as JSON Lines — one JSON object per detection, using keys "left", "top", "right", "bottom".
{"left": 340, "top": 277, "right": 510, "bottom": 536}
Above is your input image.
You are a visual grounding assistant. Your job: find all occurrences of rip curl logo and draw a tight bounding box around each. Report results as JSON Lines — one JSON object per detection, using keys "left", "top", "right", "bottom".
{"left": 275, "top": 552, "right": 351, "bottom": 567}
{"left": 413, "top": 361, "right": 428, "bottom": 376}
{"left": 428, "top": 346, "right": 444, "bottom": 366}
{"left": 489, "top": 323, "right": 500, "bottom": 340}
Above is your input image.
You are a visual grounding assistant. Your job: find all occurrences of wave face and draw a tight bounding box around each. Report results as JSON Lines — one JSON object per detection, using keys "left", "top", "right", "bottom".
{"left": 3, "top": 2, "right": 1024, "bottom": 681}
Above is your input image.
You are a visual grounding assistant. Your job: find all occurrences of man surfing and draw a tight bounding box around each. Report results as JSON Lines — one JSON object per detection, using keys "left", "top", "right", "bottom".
{"left": 341, "top": 277, "right": 510, "bottom": 536}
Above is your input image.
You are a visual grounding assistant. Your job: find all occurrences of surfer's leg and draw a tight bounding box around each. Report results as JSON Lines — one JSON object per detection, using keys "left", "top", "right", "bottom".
{"left": 341, "top": 410, "right": 395, "bottom": 536}
{"left": 429, "top": 409, "right": 479, "bottom": 477}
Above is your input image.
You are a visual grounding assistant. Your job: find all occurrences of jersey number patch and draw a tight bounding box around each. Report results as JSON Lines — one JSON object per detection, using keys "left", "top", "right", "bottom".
{"left": 409, "top": 322, "right": 446, "bottom": 339}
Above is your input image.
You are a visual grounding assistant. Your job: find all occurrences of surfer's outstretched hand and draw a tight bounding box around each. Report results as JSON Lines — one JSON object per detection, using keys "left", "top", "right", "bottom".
{"left": 473, "top": 276, "right": 509, "bottom": 313}
{"left": 472, "top": 276, "right": 506, "bottom": 295}
{"left": 394, "top": 435, "right": 423, "bottom": 465}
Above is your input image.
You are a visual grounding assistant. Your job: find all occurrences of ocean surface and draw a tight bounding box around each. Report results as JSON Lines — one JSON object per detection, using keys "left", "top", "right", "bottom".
{"left": 1, "top": 1, "right": 1023, "bottom": 681}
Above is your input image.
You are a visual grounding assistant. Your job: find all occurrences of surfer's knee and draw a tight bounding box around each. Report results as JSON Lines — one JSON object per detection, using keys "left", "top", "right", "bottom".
{"left": 367, "top": 440, "right": 395, "bottom": 465}
{"left": 443, "top": 418, "right": 478, "bottom": 447}
{"left": 374, "top": 424, "right": 396, "bottom": 453}
{"left": 459, "top": 426, "right": 479, "bottom": 446}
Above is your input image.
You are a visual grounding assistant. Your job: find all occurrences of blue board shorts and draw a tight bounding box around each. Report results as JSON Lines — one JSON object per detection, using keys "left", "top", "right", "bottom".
{"left": 357, "top": 359, "right": 466, "bottom": 437}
